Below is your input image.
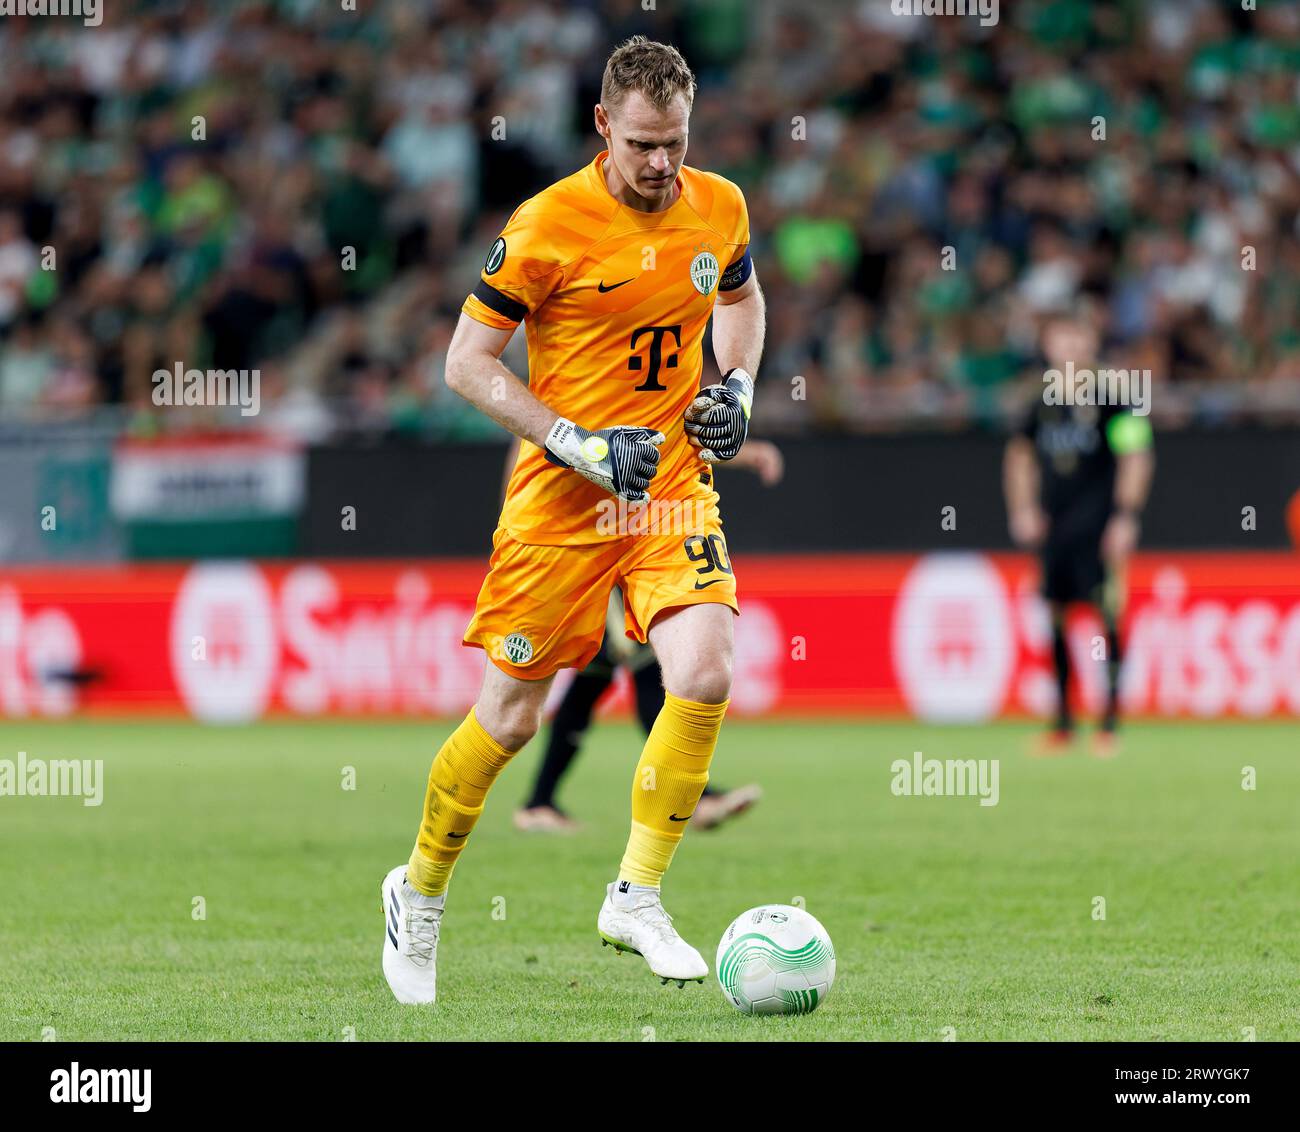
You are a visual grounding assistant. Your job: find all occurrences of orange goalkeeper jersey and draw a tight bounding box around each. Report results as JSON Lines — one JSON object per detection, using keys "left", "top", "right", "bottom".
{"left": 462, "top": 149, "right": 752, "bottom": 546}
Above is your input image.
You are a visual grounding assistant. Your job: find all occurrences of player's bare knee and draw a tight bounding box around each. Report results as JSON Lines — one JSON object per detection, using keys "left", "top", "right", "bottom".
{"left": 498, "top": 720, "right": 539, "bottom": 753}
{"left": 474, "top": 688, "right": 544, "bottom": 752}
{"left": 476, "top": 663, "right": 552, "bottom": 751}
{"left": 476, "top": 702, "right": 539, "bottom": 753}
{"left": 665, "top": 653, "right": 733, "bottom": 705}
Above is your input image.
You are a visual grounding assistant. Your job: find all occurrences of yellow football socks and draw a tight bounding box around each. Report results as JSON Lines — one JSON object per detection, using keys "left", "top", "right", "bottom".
{"left": 618, "top": 691, "right": 729, "bottom": 888}
{"left": 408, "top": 709, "right": 515, "bottom": 897}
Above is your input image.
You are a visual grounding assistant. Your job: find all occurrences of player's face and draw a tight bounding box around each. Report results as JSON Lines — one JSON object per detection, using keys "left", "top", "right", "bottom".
{"left": 1043, "top": 321, "right": 1098, "bottom": 370}
{"left": 596, "top": 90, "right": 690, "bottom": 208}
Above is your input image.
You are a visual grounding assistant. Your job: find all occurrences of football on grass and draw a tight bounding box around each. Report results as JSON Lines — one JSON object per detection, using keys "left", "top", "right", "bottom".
{"left": 716, "top": 905, "right": 836, "bottom": 1015}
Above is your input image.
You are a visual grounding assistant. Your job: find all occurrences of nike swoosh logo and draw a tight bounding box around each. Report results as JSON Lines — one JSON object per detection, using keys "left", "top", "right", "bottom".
{"left": 597, "top": 278, "right": 632, "bottom": 293}
{"left": 694, "top": 578, "right": 727, "bottom": 589}
{"left": 669, "top": 812, "right": 693, "bottom": 822}
{"left": 447, "top": 831, "right": 468, "bottom": 839}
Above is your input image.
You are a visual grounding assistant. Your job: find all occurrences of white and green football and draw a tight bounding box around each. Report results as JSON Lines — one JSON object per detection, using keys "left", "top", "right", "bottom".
{"left": 716, "top": 905, "right": 836, "bottom": 1015}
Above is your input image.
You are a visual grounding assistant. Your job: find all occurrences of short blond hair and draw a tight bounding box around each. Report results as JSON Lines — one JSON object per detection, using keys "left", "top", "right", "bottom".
{"left": 600, "top": 36, "right": 696, "bottom": 115}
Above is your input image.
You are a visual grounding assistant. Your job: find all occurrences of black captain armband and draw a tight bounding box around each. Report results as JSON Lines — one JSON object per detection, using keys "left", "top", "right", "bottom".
{"left": 472, "top": 279, "right": 527, "bottom": 323}
{"left": 718, "top": 249, "right": 753, "bottom": 292}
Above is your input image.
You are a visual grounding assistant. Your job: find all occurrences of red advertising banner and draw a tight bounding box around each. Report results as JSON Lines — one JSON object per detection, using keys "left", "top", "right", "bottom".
{"left": 0, "top": 553, "right": 1297, "bottom": 721}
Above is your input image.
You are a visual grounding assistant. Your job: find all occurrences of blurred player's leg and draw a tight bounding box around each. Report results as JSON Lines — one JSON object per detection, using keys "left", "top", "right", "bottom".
{"left": 1036, "top": 529, "right": 1104, "bottom": 755}
{"left": 630, "top": 652, "right": 665, "bottom": 732}
{"left": 1037, "top": 534, "right": 1078, "bottom": 752}
{"left": 1092, "top": 570, "right": 1126, "bottom": 757}
{"left": 516, "top": 659, "right": 614, "bottom": 831}
{"left": 1049, "top": 603, "right": 1073, "bottom": 738}
{"left": 1100, "top": 588, "right": 1122, "bottom": 731}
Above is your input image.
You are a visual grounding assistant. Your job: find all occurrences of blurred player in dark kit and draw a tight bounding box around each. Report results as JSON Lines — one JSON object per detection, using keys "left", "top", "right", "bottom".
{"left": 1004, "top": 309, "right": 1155, "bottom": 756}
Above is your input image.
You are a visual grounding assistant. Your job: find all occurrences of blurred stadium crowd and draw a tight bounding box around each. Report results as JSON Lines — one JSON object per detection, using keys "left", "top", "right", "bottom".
{"left": 0, "top": 0, "right": 1297, "bottom": 437}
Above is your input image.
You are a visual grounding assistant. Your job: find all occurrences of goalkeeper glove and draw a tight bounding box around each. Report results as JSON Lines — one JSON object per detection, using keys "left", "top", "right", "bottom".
{"left": 544, "top": 417, "right": 665, "bottom": 502}
{"left": 684, "top": 368, "right": 753, "bottom": 463}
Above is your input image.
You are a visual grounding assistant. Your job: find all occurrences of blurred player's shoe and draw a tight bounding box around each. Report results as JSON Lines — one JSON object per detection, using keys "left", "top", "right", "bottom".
{"left": 1030, "top": 727, "right": 1074, "bottom": 757}
{"left": 692, "top": 783, "right": 762, "bottom": 830}
{"left": 597, "top": 881, "right": 707, "bottom": 986}
{"left": 513, "top": 804, "right": 582, "bottom": 834}
{"left": 1091, "top": 724, "right": 1120, "bottom": 759}
{"left": 380, "top": 865, "right": 443, "bottom": 1005}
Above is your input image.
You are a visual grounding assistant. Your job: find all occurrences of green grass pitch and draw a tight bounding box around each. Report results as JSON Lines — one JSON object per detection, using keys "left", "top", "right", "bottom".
{"left": 1, "top": 717, "right": 1296, "bottom": 1041}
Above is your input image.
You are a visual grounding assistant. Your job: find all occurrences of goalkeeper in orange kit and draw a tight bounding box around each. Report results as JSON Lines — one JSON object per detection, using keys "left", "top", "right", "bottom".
{"left": 380, "top": 36, "right": 766, "bottom": 1003}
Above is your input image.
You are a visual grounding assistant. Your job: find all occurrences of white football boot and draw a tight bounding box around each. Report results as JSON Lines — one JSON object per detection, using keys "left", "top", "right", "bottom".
{"left": 597, "top": 881, "right": 708, "bottom": 986}
{"left": 380, "top": 865, "right": 443, "bottom": 1005}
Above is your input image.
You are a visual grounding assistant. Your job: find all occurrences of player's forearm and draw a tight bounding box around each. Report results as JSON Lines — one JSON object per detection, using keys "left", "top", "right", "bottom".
{"left": 728, "top": 441, "right": 764, "bottom": 472}
{"left": 1113, "top": 450, "right": 1154, "bottom": 514}
{"left": 711, "top": 284, "right": 765, "bottom": 380}
{"left": 446, "top": 344, "right": 663, "bottom": 501}
{"left": 445, "top": 351, "right": 557, "bottom": 448}
{"left": 1003, "top": 440, "right": 1038, "bottom": 514}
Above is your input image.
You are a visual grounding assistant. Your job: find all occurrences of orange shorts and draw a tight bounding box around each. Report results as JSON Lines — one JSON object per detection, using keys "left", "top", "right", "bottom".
{"left": 463, "top": 508, "right": 739, "bottom": 680}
